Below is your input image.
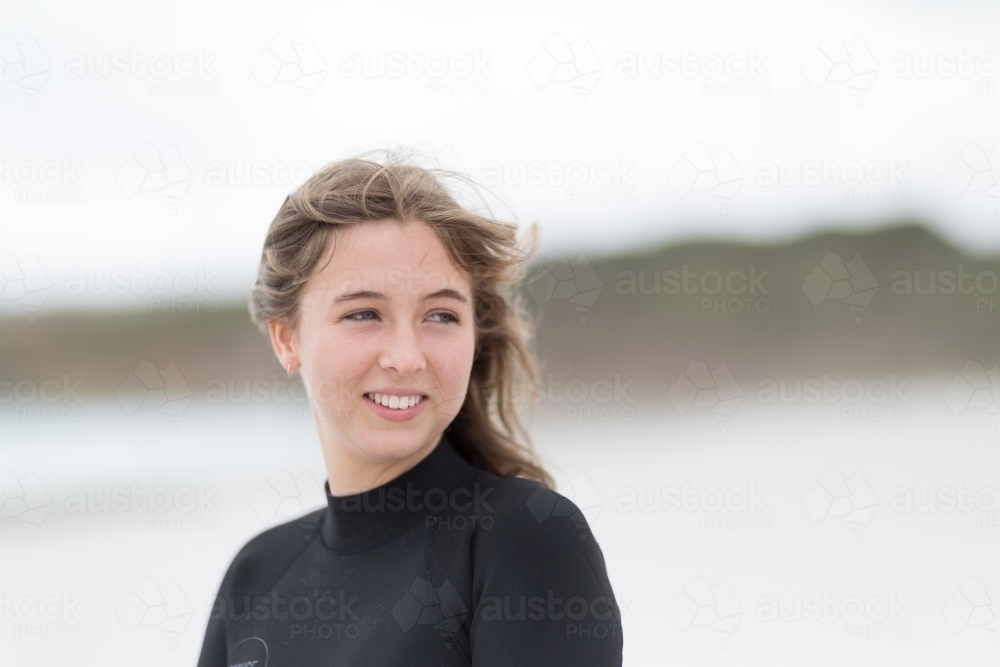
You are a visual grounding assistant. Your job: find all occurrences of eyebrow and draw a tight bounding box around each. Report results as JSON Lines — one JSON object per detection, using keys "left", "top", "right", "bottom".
{"left": 332, "top": 288, "right": 469, "bottom": 305}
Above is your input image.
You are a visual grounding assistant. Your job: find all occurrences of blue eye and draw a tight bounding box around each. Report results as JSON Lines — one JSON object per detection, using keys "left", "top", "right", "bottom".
{"left": 343, "top": 310, "right": 458, "bottom": 324}
{"left": 429, "top": 312, "right": 458, "bottom": 323}
{"left": 345, "top": 310, "right": 379, "bottom": 322}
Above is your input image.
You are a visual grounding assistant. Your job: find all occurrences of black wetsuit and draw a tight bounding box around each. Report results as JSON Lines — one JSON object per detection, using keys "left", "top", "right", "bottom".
{"left": 196, "top": 432, "right": 623, "bottom": 666}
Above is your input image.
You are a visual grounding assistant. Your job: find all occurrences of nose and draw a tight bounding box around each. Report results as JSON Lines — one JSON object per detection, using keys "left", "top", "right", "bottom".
{"left": 377, "top": 320, "right": 427, "bottom": 378}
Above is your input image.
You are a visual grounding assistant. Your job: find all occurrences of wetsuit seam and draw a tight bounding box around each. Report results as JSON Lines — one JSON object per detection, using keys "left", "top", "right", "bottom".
{"left": 562, "top": 528, "right": 624, "bottom": 654}
{"left": 226, "top": 511, "right": 324, "bottom": 640}
{"left": 423, "top": 524, "right": 473, "bottom": 666}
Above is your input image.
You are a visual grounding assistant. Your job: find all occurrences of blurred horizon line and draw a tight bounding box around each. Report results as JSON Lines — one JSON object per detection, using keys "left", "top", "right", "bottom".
{"left": 2, "top": 218, "right": 997, "bottom": 318}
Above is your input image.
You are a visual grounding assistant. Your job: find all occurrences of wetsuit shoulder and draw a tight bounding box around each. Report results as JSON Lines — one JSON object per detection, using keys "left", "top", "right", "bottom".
{"left": 223, "top": 507, "right": 324, "bottom": 593}
{"left": 467, "top": 470, "right": 612, "bottom": 578}
{"left": 464, "top": 471, "right": 623, "bottom": 666}
{"left": 195, "top": 507, "right": 325, "bottom": 667}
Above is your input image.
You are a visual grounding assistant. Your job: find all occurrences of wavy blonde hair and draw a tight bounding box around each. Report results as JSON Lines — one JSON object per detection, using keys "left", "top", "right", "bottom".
{"left": 248, "top": 151, "right": 552, "bottom": 488}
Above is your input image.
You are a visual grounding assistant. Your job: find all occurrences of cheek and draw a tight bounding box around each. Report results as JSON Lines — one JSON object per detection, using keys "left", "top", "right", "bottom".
{"left": 429, "top": 336, "right": 476, "bottom": 387}
{"left": 303, "top": 336, "right": 375, "bottom": 399}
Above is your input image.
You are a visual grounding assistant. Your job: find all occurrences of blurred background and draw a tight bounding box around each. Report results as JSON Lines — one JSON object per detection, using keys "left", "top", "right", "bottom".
{"left": 2, "top": 1, "right": 999, "bottom": 665}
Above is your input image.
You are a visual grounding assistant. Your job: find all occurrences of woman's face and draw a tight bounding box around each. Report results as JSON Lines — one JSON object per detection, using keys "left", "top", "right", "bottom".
{"left": 274, "top": 218, "right": 476, "bottom": 476}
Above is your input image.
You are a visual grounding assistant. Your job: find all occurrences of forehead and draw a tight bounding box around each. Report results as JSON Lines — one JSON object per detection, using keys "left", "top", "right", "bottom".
{"left": 312, "top": 218, "right": 471, "bottom": 296}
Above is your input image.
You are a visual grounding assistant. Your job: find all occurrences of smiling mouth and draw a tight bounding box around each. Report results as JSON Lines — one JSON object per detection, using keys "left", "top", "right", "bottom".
{"left": 364, "top": 393, "right": 427, "bottom": 410}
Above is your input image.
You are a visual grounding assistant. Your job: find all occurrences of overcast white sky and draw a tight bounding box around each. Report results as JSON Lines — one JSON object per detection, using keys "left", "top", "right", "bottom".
{"left": 2, "top": 0, "right": 1000, "bottom": 312}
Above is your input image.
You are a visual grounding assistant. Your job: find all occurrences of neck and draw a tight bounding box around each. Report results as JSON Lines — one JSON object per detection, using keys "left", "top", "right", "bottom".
{"left": 321, "top": 431, "right": 443, "bottom": 497}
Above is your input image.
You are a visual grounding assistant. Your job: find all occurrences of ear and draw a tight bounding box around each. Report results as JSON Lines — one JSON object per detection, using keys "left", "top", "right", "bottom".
{"left": 267, "top": 319, "right": 299, "bottom": 373}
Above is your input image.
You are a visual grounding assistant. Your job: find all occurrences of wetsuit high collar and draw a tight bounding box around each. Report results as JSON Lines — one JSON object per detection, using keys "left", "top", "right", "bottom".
{"left": 321, "top": 432, "right": 474, "bottom": 553}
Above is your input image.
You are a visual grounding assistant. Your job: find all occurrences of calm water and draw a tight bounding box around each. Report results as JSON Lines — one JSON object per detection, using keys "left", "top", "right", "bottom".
{"left": 2, "top": 386, "right": 997, "bottom": 665}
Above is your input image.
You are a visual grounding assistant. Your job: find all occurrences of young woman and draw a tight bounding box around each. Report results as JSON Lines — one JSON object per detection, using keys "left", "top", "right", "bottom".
{"left": 196, "top": 155, "right": 623, "bottom": 666}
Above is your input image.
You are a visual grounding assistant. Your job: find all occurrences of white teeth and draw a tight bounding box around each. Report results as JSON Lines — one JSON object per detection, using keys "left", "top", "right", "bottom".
{"left": 366, "top": 393, "right": 423, "bottom": 409}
